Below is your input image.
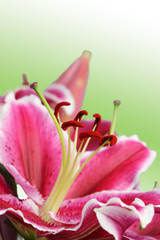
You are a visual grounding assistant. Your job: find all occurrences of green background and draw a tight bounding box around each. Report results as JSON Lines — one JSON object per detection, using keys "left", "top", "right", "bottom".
{"left": 0, "top": 0, "right": 160, "bottom": 190}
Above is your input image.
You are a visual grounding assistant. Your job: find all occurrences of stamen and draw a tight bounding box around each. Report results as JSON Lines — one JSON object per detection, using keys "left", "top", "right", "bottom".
{"left": 62, "top": 121, "right": 84, "bottom": 131}
{"left": 79, "top": 130, "right": 102, "bottom": 141}
{"left": 92, "top": 113, "right": 101, "bottom": 131}
{"left": 72, "top": 129, "right": 102, "bottom": 179}
{"left": 32, "top": 83, "right": 121, "bottom": 220}
{"left": 99, "top": 135, "right": 117, "bottom": 146}
{"left": 74, "top": 110, "right": 88, "bottom": 121}
{"left": 71, "top": 138, "right": 110, "bottom": 186}
{"left": 109, "top": 100, "right": 121, "bottom": 135}
{"left": 54, "top": 101, "right": 71, "bottom": 122}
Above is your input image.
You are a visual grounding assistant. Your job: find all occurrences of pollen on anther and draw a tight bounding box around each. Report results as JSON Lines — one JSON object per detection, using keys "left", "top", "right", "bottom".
{"left": 54, "top": 102, "right": 71, "bottom": 121}
{"left": 92, "top": 113, "right": 101, "bottom": 131}
{"left": 99, "top": 135, "right": 117, "bottom": 146}
{"left": 79, "top": 130, "right": 102, "bottom": 141}
{"left": 62, "top": 121, "right": 84, "bottom": 131}
{"left": 74, "top": 110, "right": 88, "bottom": 122}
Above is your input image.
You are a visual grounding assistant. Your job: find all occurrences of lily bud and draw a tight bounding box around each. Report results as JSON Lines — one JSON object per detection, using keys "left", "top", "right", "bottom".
{"left": 43, "top": 51, "right": 91, "bottom": 121}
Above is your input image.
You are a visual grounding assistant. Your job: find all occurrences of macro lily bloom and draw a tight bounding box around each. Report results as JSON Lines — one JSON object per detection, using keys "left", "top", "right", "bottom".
{"left": 0, "top": 51, "right": 159, "bottom": 239}
{"left": 0, "top": 80, "right": 158, "bottom": 239}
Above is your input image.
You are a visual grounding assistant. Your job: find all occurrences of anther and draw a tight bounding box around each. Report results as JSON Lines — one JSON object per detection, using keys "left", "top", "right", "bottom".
{"left": 92, "top": 113, "right": 101, "bottom": 131}
{"left": 62, "top": 121, "right": 84, "bottom": 131}
{"left": 99, "top": 135, "right": 117, "bottom": 146}
{"left": 114, "top": 100, "right": 121, "bottom": 106}
{"left": 79, "top": 130, "right": 102, "bottom": 141}
{"left": 54, "top": 102, "right": 71, "bottom": 121}
{"left": 74, "top": 110, "right": 88, "bottom": 122}
{"left": 30, "top": 82, "right": 38, "bottom": 89}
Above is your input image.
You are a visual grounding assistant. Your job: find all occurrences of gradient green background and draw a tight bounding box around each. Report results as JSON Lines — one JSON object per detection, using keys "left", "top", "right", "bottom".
{"left": 0, "top": 0, "right": 160, "bottom": 190}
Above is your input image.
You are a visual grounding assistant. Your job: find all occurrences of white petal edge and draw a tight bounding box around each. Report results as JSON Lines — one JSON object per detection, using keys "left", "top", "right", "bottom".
{"left": 44, "top": 83, "right": 75, "bottom": 115}
{"left": 94, "top": 197, "right": 154, "bottom": 240}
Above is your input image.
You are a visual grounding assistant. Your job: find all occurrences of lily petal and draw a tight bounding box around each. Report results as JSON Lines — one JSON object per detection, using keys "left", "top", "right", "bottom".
{"left": 43, "top": 51, "right": 91, "bottom": 121}
{"left": 0, "top": 94, "right": 68, "bottom": 203}
{"left": 51, "top": 190, "right": 160, "bottom": 240}
{"left": 95, "top": 197, "right": 154, "bottom": 240}
{"left": 0, "top": 177, "right": 17, "bottom": 240}
{"left": 56, "top": 190, "right": 160, "bottom": 226}
{"left": 124, "top": 207, "right": 160, "bottom": 239}
{"left": 66, "top": 135, "right": 156, "bottom": 199}
{"left": 0, "top": 190, "right": 159, "bottom": 239}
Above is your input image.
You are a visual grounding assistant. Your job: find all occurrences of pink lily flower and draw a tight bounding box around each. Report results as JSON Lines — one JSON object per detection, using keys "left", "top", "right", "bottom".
{"left": 0, "top": 84, "right": 158, "bottom": 239}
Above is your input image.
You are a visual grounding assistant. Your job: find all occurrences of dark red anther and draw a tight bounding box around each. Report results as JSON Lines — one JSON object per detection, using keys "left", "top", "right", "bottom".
{"left": 74, "top": 110, "right": 88, "bottom": 122}
{"left": 92, "top": 113, "right": 101, "bottom": 131}
{"left": 54, "top": 102, "right": 71, "bottom": 121}
{"left": 62, "top": 121, "right": 84, "bottom": 131}
{"left": 99, "top": 135, "right": 117, "bottom": 146}
{"left": 79, "top": 130, "right": 102, "bottom": 141}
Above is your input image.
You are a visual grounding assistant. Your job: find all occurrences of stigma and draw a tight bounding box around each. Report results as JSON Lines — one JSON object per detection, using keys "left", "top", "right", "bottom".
{"left": 30, "top": 83, "right": 120, "bottom": 222}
